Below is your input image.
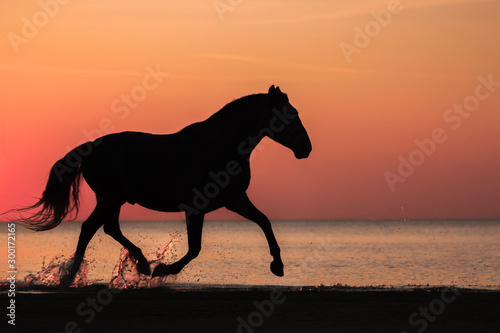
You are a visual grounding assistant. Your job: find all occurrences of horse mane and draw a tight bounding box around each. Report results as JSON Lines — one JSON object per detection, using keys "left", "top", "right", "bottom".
{"left": 177, "top": 88, "right": 288, "bottom": 138}
{"left": 206, "top": 93, "right": 268, "bottom": 122}
{"left": 178, "top": 93, "right": 268, "bottom": 135}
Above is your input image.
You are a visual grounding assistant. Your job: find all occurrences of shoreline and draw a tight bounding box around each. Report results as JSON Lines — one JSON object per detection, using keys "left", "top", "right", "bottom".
{"left": 3, "top": 282, "right": 500, "bottom": 291}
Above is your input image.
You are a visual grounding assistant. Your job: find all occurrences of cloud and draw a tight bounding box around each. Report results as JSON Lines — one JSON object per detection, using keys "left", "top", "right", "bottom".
{"left": 193, "top": 53, "right": 368, "bottom": 74}
{"left": 235, "top": 0, "right": 497, "bottom": 25}
{"left": 290, "top": 62, "right": 372, "bottom": 74}
{"left": 0, "top": 62, "right": 146, "bottom": 77}
{"left": 195, "top": 53, "right": 257, "bottom": 63}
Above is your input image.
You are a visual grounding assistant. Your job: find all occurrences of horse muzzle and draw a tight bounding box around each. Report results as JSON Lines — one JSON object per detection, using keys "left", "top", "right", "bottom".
{"left": 293, "top": 135, "right": 312, "bottom": 159}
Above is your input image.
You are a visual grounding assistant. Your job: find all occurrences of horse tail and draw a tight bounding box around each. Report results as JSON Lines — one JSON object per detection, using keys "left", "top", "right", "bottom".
{"left": 9, "top": 142, "right": 92, "bottom": 231}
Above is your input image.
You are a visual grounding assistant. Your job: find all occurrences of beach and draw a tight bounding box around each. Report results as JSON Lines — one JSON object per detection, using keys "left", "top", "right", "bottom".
{"left": 4, "top": 285, "right": 500, "bottom": 333}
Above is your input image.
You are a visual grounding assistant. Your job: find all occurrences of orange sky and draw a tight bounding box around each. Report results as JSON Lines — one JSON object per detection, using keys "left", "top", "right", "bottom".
{"left": 1, "top": 0, "right": 499, "bottom": 221}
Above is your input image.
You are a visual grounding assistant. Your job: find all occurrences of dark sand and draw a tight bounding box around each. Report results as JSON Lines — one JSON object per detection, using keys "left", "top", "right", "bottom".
{"left": 2, "top": 285, "right": 499, "bottom": 333}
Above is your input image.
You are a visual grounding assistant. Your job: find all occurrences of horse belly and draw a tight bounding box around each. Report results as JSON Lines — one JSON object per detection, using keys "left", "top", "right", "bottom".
{"left": 121, "top": 164, "right": 193, "bottom": 209}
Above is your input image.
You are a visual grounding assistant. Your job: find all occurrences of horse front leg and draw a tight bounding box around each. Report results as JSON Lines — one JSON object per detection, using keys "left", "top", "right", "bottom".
{"left": 152, "top": 213, "right": 204, "bottom": 278}
{"left": 226, "top": 193, "right": 284, "bottom": 277}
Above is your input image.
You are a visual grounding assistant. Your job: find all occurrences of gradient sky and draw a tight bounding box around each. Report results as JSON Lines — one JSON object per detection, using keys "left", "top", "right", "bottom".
{"left": 1, "top": 0, "right": 499, "bottom": 221}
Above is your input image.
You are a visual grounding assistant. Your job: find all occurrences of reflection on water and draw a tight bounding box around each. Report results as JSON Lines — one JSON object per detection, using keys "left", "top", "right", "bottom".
{"left": 2, "top": 220, "right": 500, "bottom": 289}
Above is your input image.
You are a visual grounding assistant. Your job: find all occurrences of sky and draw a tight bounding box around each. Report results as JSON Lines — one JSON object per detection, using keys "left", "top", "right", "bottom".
{"left": 0, "top": 0, "right": 499, "bottom": 221}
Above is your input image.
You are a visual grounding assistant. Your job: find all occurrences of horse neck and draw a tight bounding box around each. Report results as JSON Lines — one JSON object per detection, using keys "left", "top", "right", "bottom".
{"left": 203, "top": 94, "right": 269, "bottom": 159}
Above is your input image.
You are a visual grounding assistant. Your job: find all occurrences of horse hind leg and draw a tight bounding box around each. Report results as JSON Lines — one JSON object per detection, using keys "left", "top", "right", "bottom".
{"left": 103, "top": 218, "right": 151, "bottom": 276}
{"left": 62, "top": 202, "right": 108, "bottom": 286}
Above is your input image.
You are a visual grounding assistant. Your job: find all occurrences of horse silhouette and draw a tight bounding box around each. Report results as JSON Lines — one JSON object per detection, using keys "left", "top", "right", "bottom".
{"left": 13, "top": 85, "right": 312, "bottom": 285}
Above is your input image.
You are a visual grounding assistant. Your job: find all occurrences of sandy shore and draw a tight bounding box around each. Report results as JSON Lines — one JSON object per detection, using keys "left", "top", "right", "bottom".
{"left": 2, "top": 285, "right": 499, "bottom": 333}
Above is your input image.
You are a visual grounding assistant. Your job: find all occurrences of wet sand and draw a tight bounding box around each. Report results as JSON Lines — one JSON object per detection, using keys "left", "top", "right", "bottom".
{"left": 3, "top": 285, "right": 500, "bottom": 333}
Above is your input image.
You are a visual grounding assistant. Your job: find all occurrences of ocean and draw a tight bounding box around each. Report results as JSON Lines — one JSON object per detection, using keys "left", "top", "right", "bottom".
{"left": 2, "top": 220, "right": 499, "bottom": 289}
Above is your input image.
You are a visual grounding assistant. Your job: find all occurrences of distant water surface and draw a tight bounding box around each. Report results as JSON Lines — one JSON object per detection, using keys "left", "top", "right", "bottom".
{"left": 2, "top": 220, "right": 499, "bottom": 289}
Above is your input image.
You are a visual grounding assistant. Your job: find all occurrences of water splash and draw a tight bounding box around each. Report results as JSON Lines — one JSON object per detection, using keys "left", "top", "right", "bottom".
{"left": 23, "top": 236, "right": 178, "bottom": 289}
{"left": 109, "top": 237, "right": 179, "bottom": 289}
{"left": 24, "top": 255, "right": 89, "bottom": 287}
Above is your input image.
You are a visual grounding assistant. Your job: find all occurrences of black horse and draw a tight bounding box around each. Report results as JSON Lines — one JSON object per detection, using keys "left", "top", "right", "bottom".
{"left": 14, "top": 85, "right": 312, "bottom": 285}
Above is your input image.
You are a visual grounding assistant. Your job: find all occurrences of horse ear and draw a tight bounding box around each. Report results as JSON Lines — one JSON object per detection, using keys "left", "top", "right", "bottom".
{"left": 276, "top": 86, "right": 282, "bottom": 94}
{"left": 268, "top": 85, "right": 276, "bottom": 95}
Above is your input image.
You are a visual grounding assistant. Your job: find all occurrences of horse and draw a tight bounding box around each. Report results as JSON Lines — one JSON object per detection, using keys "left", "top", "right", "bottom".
{"left": 13, "top": 85, "right": 312, "bottom": 285}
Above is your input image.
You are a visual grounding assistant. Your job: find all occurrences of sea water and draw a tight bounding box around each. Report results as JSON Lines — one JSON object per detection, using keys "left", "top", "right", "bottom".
{"left": 1, "top": 220, "right": 499, "bottom": 289}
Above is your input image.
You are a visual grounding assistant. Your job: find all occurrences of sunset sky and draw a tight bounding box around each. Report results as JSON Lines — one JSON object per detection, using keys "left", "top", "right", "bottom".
{"left": 1, "top": 0, "right": 499, "bottom": 221}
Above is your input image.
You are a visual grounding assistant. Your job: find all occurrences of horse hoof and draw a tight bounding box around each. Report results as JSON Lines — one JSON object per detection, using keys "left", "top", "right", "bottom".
{"left": 270, "top": 260, "right": 284, "bottom": 277}
{"left": 136, "top": 260, "right": 151, "bottom": 276}
{"left": 152, "top": 263, "right": 168, "bottom": 278}
{"left": 60, "top": 275, "right": 74, "bottom": 288}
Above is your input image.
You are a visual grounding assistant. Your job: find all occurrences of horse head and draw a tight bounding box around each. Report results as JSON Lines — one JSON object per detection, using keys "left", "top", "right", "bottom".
{"left": 264, "top": 85, "right": 312, "bottom": 159}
